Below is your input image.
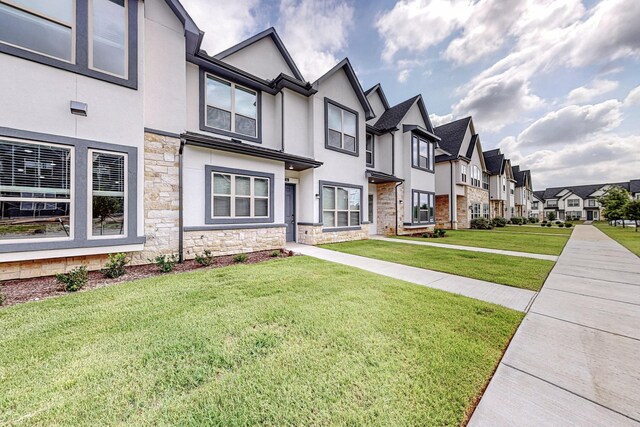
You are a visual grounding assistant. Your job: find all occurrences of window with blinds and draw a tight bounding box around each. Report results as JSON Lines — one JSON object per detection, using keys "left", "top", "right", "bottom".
{"left": 322, "top": 185, "right": 361, "bottom": 228}
{"left": 90, "top": 150, "right": 126, "bottom": 237}
{"left": 0, "top": 139, "right": 72, "bottom": 240}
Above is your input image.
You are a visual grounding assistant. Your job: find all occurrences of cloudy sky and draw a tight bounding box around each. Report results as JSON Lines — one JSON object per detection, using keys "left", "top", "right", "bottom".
{"left": 181, "top": 0, "right": 640, "bottom": 190}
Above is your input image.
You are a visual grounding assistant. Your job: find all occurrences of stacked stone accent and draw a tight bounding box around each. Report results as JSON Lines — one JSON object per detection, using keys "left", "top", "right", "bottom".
{"left": 183, "top": 227, "right": 285, "bottom": 258}
{"left": 490, "top": 200, "right": 504, "bottom": 219}
{"left": 297, "top": 225, "right": 369, "bottom": 245}
{"left": 0, "top": 255, "right": 108, "bottom": 281}
{"left": 376, "top": 182, "right": 401, "bottom": 235}
{"left": 435, "top": 195, "right": 451, "bottom": 229}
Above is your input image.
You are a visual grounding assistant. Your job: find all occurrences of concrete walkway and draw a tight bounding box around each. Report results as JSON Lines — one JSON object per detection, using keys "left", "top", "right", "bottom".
{"left": 469, "top": 225, "right": 640, "bottom": 426}
{"left": 371, "top": 235, "right": 558, "bottom": 261}
{"left": 285, "top": 243, "right": 536, "bottom": 312}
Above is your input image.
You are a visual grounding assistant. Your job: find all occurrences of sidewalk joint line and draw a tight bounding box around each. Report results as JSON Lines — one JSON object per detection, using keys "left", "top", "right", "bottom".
{"left": 528, "top": 311, "right": 640, "bottom": 342}
{"left": 544, "top": 287, "right": 640, "bottom": 307}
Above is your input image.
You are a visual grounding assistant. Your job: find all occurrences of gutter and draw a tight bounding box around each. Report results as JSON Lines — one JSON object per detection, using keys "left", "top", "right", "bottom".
{"left": 178, "top": 138, "right": 186, "bottom": 263}
{"left": 450, "top": 160, "right": 455, "bottom": 229}
{"left": 394, "top": 181, "right": 402, "bottom": 236}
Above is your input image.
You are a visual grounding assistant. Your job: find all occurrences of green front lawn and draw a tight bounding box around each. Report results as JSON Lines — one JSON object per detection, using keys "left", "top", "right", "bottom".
{"left": 321, "top": 240, "right": 553, "bottom": 291}
{"left": 0, "top": 257, "right": 522, "bottom": 426}
{"left": 397, "top": 229, "right": 569, "bottom": 256}
{"left": 491, "top": 225, "right": 573, "bottom": 234}
{"left": 594, "top": 222, "right": 640, "bottom": 256}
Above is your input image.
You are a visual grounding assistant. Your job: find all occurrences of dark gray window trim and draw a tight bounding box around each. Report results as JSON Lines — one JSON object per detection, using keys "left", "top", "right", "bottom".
{"left": 185, "top": 223, "right": 285, "bottom": 232}
{"left": 204, "top": 165, "right": 274, "bottom": 225}
{"left": 365, "top": 132, "right": 374, "bottom": 168}
{"left": 318, "top": 180, "right": 363, "bottom": 231}
{"left": 411, "top": 133, "right": 434, "bottom": 173}
{"left": 297, "top": 222, "right": 322, "bottom": 226}
{"left": 411, "top": 189, "right": 436, "bottom": 225}
{"left": 0, "top": 126, "right": 142, "bottom": 254}
{"left": 199, "top": 69, "right": 263, "bottom": 144}
{"left": 324, "top": 98, "right": 360, "bottom": 157}
{"left": 0, "top": 0, "right": 138, "bottom": 89}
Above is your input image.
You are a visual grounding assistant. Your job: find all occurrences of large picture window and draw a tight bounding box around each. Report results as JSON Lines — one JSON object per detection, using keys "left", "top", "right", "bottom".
{"left": 411, "top": 135, "right": 434, "bottom": 172}
{"left": 412, "top": 190, "right": 435, "bottom": 224}
{"left": 325, "top": 99, "right": 358, "bottom": 155}
{"left": 89, "top": 150, "right": 125, "bottom": 237}
{"left": 0, "top": 140, "right": 72, "bottom": 241}
{"left": 322, "top": 184, "right": 361, "bottom": 228}
{"left": 205, "top": 74, "right": 258, "bottom": 138}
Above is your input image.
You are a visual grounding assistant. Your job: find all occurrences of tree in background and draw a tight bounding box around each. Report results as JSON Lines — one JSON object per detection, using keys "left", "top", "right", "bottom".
{"left": 598, "top": 186, "right": 629, "bottom": 227}
{"left": 546, "top": 211, "right": 556, "bottom": 221}
{"left": 624, "top": 199, "right": 640, "bottom": 232}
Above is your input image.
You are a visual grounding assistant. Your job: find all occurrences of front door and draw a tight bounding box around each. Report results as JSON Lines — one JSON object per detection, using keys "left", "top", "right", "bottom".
{"left": 285, "top": 184, "right": 296, "bottom": 242}
{"left": 587, "top": 211, "right": 593, "bottom": 221}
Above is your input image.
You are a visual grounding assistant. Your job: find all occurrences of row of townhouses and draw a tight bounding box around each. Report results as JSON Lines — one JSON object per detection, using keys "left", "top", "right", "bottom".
{"left": 0, "top": 0, "right": 536, "bottom": 280}
{"left": 534, "top": 181, "right": 640, "bottom": 221}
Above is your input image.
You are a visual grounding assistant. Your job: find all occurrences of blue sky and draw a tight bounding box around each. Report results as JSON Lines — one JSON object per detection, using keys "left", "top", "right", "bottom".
{"left": 182, "top": 0, "right": 640, "bottom": 189}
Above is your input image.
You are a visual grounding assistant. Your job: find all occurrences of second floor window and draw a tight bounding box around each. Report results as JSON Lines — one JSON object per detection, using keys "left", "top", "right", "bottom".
{"left": 91, "top": 0, "right": 127, "bottom": 77}
{"left": 482, "top": 173, "right": 489, "bottom": 190}
{"left": 365, "top": 134, "right": 374, "bottom": 167}
{"left": 461, "top": 164, "right": 467, "bottom": 182}
{"left": 471, "top": 165, "right": 481, "bottom": 187}
{"left": 567, "top": 198, "right": 580, "bottom": 207}
{"left": 587, "top": 199, "right": 597, "bottom": 206}
{"left": 532, "top": 201, "right": 539, "bottom": 209}
{"left": 412, "top": 135, "right": 434, "bottom": 172}
{"left": 205, "top": 74, "right": 258, "bottom": 138}
{"left": 326, "top": 100, "right": 358, "bottom": 154}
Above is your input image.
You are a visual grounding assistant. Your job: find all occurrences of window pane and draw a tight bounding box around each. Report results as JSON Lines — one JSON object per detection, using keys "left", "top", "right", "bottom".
{"left": 419, "top": 210, "right": 427, "bottom": 222}
{"left": 368, "top": 194, "right": 374, "bottom": 223}
{"left": 366, "top": 134, "right": 373, "bottom": 151}
{"left": 235, "top": 115, "right": 256, "bottom": 137}
{"left": 235, "top": 176, "right": 250, "bottom": 196}
{"left": 91, "top": 195, "right": 124, "bottom": 236}
{"left": 207, "top": 106, "right": 231, "bottom": 131}
{"left": 327, "top": 104, "right": 341, "bottom": 131}
{"left": 343, "top": 111, "right": 356, "bottom": 136}
{"left": 429, "top": 194, "right": 434, "bottom": 220}
{"left": 337, "top": 188, "right": 348, "bottom": 210}
{"left": 366, "top": 152, "right": 373, "bottom": 165}
{"left": 91, "top": 152, "right": 125, "bottom": 237}
{"left": 254, "top": 178, "right": 268, "bottom": 197}
{"left": 349, "top": 212, "right": 359, "bottom": 226}
{"left": 412, "top": 137, "right": 418, "bottom": 167}
{"left": 212, "top": 196, "right": 230, "bottom": 216}
{"left": 420, "top": 193, "right": 428, "bottom": 209}
{"left": 322, "top": 186, "right": 335, "bottom": 209}
{"left": 343, "top": 135, "right": 356, "bottom": 152}
{"left": 322, "top": 211, "right": 335, "bottom": 227}
{"left": 92, "top": 152, "right": 124, "bottom": 194}
{"left": 235, "top": 87, "right": 256, "bottom": 118}
{"left": 206, "top": 76, "right": 231, "bottom": 110}
{"left": 0, "top": 201, "right": 70, "bottom": 240}
{"left": 254, "top": 198, "right": 268, "bottom": 217}
{"left": 12, "top": 0, "right": 73, "bottom": 23}
{"left": 328, "top": 130, "right": 341, "bottom": 148}
{"left": 337, "top": 212, "right": 348, "bottom": 227}
{"left": 0, "top": 4, "right": 72, "bottom": 61}
{"left": 213, "top": 174, "right": 231, "bottom": 194}
{"left": 92, "top": 0, "right": 126, "bottom": 77}
{"left": 235, "top": 197, "right": 250, "bottom": 216}
{"left": 349, "top": 188, "right": 360, "bottom": 210}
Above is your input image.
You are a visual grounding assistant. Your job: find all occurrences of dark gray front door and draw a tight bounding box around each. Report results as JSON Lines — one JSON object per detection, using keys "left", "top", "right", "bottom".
{"left": 587, "top": 211, "right": 593, "bottom": 220}
{"left": 285, "top": 184, "right": 296, "bottom": 242}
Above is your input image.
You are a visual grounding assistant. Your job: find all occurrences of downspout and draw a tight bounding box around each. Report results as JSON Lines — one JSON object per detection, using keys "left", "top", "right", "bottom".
{"left": 280, "top": 91, "right": 285, "bottom": 152}
{"left": 390, "top": 131, "right": 395, "bottom": 176}
{"left": 450, "top": 160, "right": 455, "bottom": 229}
{"left": 178, "top": 137, "right": 186, "bottom": 263}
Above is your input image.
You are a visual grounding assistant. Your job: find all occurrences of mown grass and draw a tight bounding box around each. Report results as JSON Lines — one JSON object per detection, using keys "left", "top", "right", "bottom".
{"left": 397, "top": 229, "right": 569, "bottom": 256}
{"left": 491, "top": 225, "right": 573, "bottom": 234}
{"left": 321, "top": 240, "right": 553, "bottom": 291}
{"left": 0, "top": 256, "right": 522, "bottom": 426}
{"left": 594, "top": 222, "right": 640, "bottom": 256}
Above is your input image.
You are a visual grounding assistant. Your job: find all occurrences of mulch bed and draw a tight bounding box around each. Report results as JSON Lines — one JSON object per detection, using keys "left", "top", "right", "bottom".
{"left": 0, "top": 249, "right": 293, "bottom": 308}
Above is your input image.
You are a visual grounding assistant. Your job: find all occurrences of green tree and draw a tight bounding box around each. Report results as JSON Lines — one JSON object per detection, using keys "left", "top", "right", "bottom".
{"left": 598, "top": 186, "right": 630, "bottom": 227}
{"left": 546, "top": 211, "right": 556, "bottom": 221}
{"left": 624, "top": 199, "right": 640, "bottom": 232}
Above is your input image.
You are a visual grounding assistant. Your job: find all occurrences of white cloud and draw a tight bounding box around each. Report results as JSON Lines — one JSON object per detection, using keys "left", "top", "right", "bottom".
{"left": 277, "top": 0, "right": 354, "bottom": 81}
{"left": 181, "top": 0, "right": 262, "bottom": 55}
{"left": 566, "top": 79, "right": 619, "bottom": 105}
{"left": 624, "top": 85, "right": 640, "bottom": 107}
{"left": 429, "top": 113, "right": 454, "bottom": 127}
{"left": 397, "top": 69, "right": 410, "bottom": 83}
{"left": 375, "top": 0, "right": 473, "bottom": 63}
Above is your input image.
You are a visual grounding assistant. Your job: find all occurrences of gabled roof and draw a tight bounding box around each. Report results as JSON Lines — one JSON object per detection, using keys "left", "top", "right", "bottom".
{"left": 465, "top": 134, "right": 479, "bottom": 159}
{"left": 630, "top": 179, "right": 640, "bottom": 193}
{"left": 164, "top": 0, "right": 204, "bottom": 54}
{"left": 483, "top": 150, "right": 504, "bottom": 175}
{"left": 313, "top": 58, "right": 375, "bottom": 120}
{"left": 364, "top": 83, "right": 391, "bottom": 110}
{"left": 434, "top": 117, "right": 472, "bottom": 162}
{"left": 533, "top": 191, "right": 545, "bottom": 202}
{"left": 539, "top": 183, "right": 631, "bottom": 200}
{"left": 512, "top": 166, "right": 532, "bottom": 189}
{"left": 371, "top": 95, "right": 434, "bottom": 135}
{"left": 213, "top": 27, "right": 305, "bottom": 82}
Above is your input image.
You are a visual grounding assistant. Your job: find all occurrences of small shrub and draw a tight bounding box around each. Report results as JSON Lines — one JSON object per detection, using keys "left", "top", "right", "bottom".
{"left": 195, "top": 249, "right": 215, "bottom": 266}
{"left": 470, "top": 218, "right": 493, "bottom": 229}
{"left": 510, "top": 216, "right": 523, "bottom": 225}
{"left": 152, "top": 254, "right": 178, "bottom": 273}
{"left": 540, "top": 223, "right": 546, "bottom": 227}
{"left": 557, "top": 223, "right": 565, "bottom": 228}
{"left": 56, "top": 266, "right": 88, "bottom": 292}
{"left": 491, "top": 216, "right": 507, "bottom": 228}
{"left": 437, "top": 228, "right": 446, "bottom": 237}
{"left": 422, "top": 233, "right": 431, "bottom": 238}
{"left": 546, "top": 222, "right": 552, "bottom": 227}
{"left": 0, "top": 288, "right": 5, "bottom": 306}
{"left": 528, "top": 217, "right": 539, "bottom": 223}
{"left": 555, "top": 221, "right": 562, "bottom": 225}
{"left": 233, "top": 253, "right": 248, "bottom": 263}
{"left": 101, "top": 252, "right": 128, "bottom": 278}
{"left": 565, "top": 223, "right": 573, "bottom": 228}
{"left": 270, "top": 250, "right": 281, "bottom": 257}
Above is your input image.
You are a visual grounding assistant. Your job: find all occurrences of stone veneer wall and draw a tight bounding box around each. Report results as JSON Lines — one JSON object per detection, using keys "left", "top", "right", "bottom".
{"left": 490, "top": 200, "right": 504, "bottom": 219}
{"left": 376, "top": 182, "right": 401, "bottom": 235}
{"left": 461, "top": 186, "right": 489, "bottom": 229}
{"left": 297, "top": 225, "right": 369, "bottom": 245}
{"left": 183, "top": 227, "right": 285, "bottom": 259}
{"left": 435, "top": 195, "right": 451, "bottom": 229}
{"left": 0, "top": 255, "right": 109, "bottom": 281}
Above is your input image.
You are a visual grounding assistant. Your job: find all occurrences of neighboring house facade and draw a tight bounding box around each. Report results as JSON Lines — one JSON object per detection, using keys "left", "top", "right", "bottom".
{"left": 434, "top": 117, "right": 490, "bottom": 229}
{"left": 363, "top": 84, "right": 441, "bottom": 236}
{"left": 0, "top": 0, "right": 444, "bottom": 280}
{"left": 512, "top": 165, "right": 533, "bottom": 218}
{"left": 531, "top": 192, "right": 544, "bottom": 221}
{"left": 483, "top": 149, "right": 516, "bottom": 220}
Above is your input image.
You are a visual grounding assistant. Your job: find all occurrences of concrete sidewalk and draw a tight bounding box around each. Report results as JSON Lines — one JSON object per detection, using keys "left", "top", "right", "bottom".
{"left": 285, "top": 243, "right": 536, "bottom": 312}
{"left": 469, "top": 225, "right": 640, "bottom": 426}
{"left": 371, "top": 235, "right": 558, "bottom": 261}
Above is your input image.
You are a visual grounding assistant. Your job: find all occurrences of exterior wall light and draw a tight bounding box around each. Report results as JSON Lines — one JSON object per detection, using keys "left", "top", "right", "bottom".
{"left": 70, "top": 101, "right": 88, "bottom": 116}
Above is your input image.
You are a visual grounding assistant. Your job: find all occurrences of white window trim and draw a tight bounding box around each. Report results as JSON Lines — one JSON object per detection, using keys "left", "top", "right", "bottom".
{"left": 0, "top": 0, "right": 77, "bottom": 64}
{"left": 0, "top": 138, "right": 75, "bottom": 244}
{"left": 211, "top": 172, "right": 270, "bottom": 219}
{"left": 87, "top": 148, "right": 127, "bottom": 240}
{"left": 204, "top": 73, "right": 258, "bottom": 138}
{"left": 87, "top": 0, "right": 128, "bottom": 78}
{"left": 322, "top": 185, "right": 361, "bottom": 228}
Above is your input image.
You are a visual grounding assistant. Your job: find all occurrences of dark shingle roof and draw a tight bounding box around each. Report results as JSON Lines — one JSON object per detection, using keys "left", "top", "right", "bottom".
{"left": 373, "top": 95, "right": 420, "bottom": 131}
{"left": 465, "top": 134, "right": 478, "bottom": 159}
{"left": 483, "top": 151, "right": 504, "bottom": 175}
{"left": 533, "top": 191, "right": 545, "bottom": 201}
{"left": 539, "top": 182, "right": 631, "bottom": 200}
{"left": 512, "top": 165, "right": 524, "bottom": 187}
{"left": 434, "top": 117, "right": 471, "bottom": 162}
{"left": 630, "top": 179, "right": 640, "bottom": 193}
{"left": 484, "top": 148, "right": 500, "bottom": 157}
